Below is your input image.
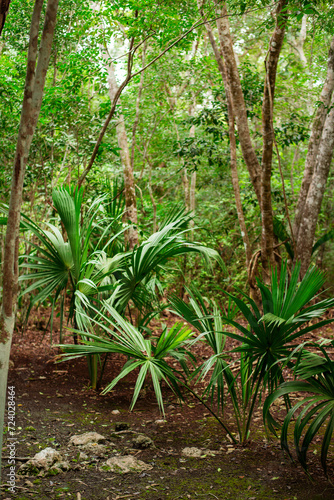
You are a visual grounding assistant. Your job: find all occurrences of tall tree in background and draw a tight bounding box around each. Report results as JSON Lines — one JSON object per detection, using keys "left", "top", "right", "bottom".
{"left": 199, "top": 0, "right": 334, "bottom": 279}
{"left": 0, "top": 0, "right": 10, "bottom": 36}
{"left": 0, "top": 0, "right": 59, "bottom": 474}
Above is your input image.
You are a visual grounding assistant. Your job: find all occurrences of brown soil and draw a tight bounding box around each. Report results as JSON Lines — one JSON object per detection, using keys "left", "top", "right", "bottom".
{"left": 2, "top": 314, "right": 334, "bottom": 500}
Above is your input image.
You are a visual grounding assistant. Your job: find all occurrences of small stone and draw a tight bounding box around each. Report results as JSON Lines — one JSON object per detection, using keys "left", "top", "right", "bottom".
{"left": 132, "top": 434, "right": 154, "bottom": 450}
{"left": 154, "top": 419, "right": 165, "bottom": 425}
{"left": 181, "top": 447, "right": 203, "bottom": 458}
{"left": 19, "top": 448, "right": 64, "bottom": 476}
{"left": 114, "top": 422, "right": 130, "bottom": 432}
{"left": 69, "top": 432, "right": 106, "bottom": 446}
{"left": 111, "top": 410, "right": 120, "bottom": 415}
{"left": 103, "top": 455, "right": 153, "bottom": 474}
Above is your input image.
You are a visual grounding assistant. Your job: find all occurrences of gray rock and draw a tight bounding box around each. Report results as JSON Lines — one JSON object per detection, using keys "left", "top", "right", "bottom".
{"left": 181, "top": 447, "right": 203, "bottom": 458}
{"left": 132, "top": 434, "right": 154, "bottom": 450}
{"left": 69, "top": 432, "right": 106, "bottom": 446}
{"left": 181, "top": 447, "right": 221, "bottom": 458}
{"left": 18, "top": 448, "right": 70, "bottom": 476}
{"left": 102, "top": 455, "right": 152, "bottom": 474}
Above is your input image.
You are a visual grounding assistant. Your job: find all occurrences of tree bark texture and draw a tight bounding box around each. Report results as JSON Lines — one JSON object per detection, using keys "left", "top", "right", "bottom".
{"left": 292, "top": 15, "right": 308, "bottom": 67}
{"left": 201, "top": 9, "right": 251, "bottom": 268}
{"left": 0, "top": 0, "right": 10, "bottom": 36}
{"left": 95, "top": 29, "right": 138, "bottom": 250}
{"left": 260, "top": 0, "right": 288, "bottom": 273}
{"left": 213, "top": 0, "right": 262, "bottom": 204}
{"left": 0, "top": 0, "right": 58, "bottom": 477}
{"left": 100, "top": 44, "right": 138, "bottom": 249}
{"left": 293, "top": 35, "right": 334, "bottom": 241}
{"left": 130, "top": 44, "right": 146, "bottom": 170}
{"left": 296, "top": 97, "right": 334, "bottom": 277}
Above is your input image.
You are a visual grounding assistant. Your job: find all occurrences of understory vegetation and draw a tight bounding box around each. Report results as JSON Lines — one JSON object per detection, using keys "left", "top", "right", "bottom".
{"left": 2, "top": 0, "right": 334, "bottom": 487}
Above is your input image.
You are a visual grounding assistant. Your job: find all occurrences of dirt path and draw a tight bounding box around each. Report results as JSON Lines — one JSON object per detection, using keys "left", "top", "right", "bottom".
{"left": 2, "top": 325, "right": 334, "bottom": 500}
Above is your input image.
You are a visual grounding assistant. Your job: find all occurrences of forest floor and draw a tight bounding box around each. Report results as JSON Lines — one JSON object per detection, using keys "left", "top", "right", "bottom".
{"left": 2, "top": 312, "right": 334, "bottom": 500}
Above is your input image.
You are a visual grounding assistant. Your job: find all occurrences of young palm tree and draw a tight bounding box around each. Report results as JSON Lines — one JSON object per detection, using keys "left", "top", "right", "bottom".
{"left": 264, "top": 341, "right": 334, "bottom": 475}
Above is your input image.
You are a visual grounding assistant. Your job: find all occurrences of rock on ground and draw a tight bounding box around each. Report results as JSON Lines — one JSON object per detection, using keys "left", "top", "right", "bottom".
{"left": 69, "top": 432, "right": 106, "bottom": 446}
{"left": 103, "top": 455, "right": 153, "bottom": 474}
{"left": 132, "top": 434, "right": 154, "bottom": 449}
{"left": 19, "top": 447, "right": 70, "bottom": 476}
{"left": 181, "top": 447, "right": 221, "bottom": 458}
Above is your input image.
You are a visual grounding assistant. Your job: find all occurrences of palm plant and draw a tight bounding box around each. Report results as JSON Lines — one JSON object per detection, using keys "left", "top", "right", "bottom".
{"left": 169, "top": 285, "right": 236, "bottom": 412}
{"left": 58, "top": 302, "right": 195, "bottom": 414}
{"left": 264, "top": 341, "right": 334, "bottom": 475}
{"left": 220, "top": 260, "right": 334, "bottom": 442}
{"left": 19, "top": 186, "right": 123, "bottom": 339}
{"left": 20, "top": 188, "right": 223, "bottom": 388}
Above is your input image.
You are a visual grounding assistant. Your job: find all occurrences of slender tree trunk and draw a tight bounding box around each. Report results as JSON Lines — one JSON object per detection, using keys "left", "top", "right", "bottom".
{"left": 291, "top": 15, "right": 308, "bottom": 67}
{"left": 199, "top": 2, "right": 251, "bottom": 269}
{"left": 260, "top": 0, "right": 288, "bottom": 274}
{"left": 0, "top": 0, "right": 58, "bottom": 477}
{"left": 213, "top": 0, "right": 262, "bottom": 204}
{"left": 147, "top": 160, "right": 157, "bottom": 233}
{"left": 0, "top": 0, "right": 10, "bottom": 36}
{"left": 296, "top": 97, "right": 334, "bottom": 276}
{"left": 189, "top": 110, "right": 196, "bottom": 240}
{"left": 101, "top": 45, "right": 138, "bottom": 249}
{"left": 130, "top": 44, "right": 146, "bottom": 170}
{"left": 293, "top": 35, "right": 334, "bottom": 242}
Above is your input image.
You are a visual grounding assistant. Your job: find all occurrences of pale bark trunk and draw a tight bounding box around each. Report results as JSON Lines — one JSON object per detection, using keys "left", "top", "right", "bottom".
{"left": 0, "top": 0, "right": 58, "bottom": 477}
{"left": 130, "top": 44, "right": 146, "bottom": 170}
{"left": 293, "top": 35, "right": 334, "bottom": 241}
{"left": 296, "top": 97, "right": 334, "bottom": 276}
{"left": 0, "top": 0, "right": 10, "bottom": 36}
{"left": 189, "top": 111, "right": 196, "bottom": 239}
{"left": 260, "top": 0, "right": 288, "bottom": 273}
{"left": 213, "top": 1, "right": 261, "bottom": 204}
{"left": 292, "top": 15, "right": 308, "bottom": 67}
{"left": 147, "top": 160, "right": 157, "bottom": 233}
{"left": 101, "top": 47, "right": 138, "bottom": 249}
{"left": 189, "top": 170, "right": 196, "bottom": 239}
{"left": 290, "top": 146, "right": 299, "bottom": 197}
{"left": 199, "top": 2, "right": 251, "bottom": 268}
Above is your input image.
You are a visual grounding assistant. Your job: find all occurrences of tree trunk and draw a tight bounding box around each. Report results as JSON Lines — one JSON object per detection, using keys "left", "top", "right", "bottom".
{"left": 260, "top": 0, "right": 288, "bottom": 274}
{"left": 147, "top": 160, "right": 157, "bottom": 233}
{"left": 213, "top": 1, "right": 262, "bottom": 204}
{"left": 296, "top": 97, "right": 334, "bottom": 276}
{"left": 130, "top": 44, "right": 146, "bottom": 170}
{"left": 293, "top": 35, "right": 334, "bottom": 242}
{"left": 0, "top": 0, "right": 10, "bottom": 36}
{"left": 0, "top": 0, "right": 58, "bottom": 478}
{"left": 101, "top": 46, "right": 138, "bottom": 249}
{"left": 291, "top": 15, "right": 308, "bottom": 67}
{"left": 199, "top": 1, "right": 251, "bottom": 269}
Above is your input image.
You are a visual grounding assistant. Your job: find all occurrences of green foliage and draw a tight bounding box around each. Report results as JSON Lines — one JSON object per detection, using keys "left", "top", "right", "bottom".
{"left": 58, "top": 303, "right": 194, "bottom": 415}
{"left": 264, "top": 342, "right": 334, "bottom": 475}
{"left": 187, "top": 261, "right": 334, "bottom": 443}
{"left": 169, "top": 285, "right": 234, "bottom": 411}
{"left": 19, "top": 186, "right": 122, "bottom": 338}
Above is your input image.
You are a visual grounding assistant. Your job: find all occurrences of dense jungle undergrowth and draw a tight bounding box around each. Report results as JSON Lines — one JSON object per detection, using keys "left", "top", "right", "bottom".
{"left": 2, "top": 305, "right": 334, "bottom": 500}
